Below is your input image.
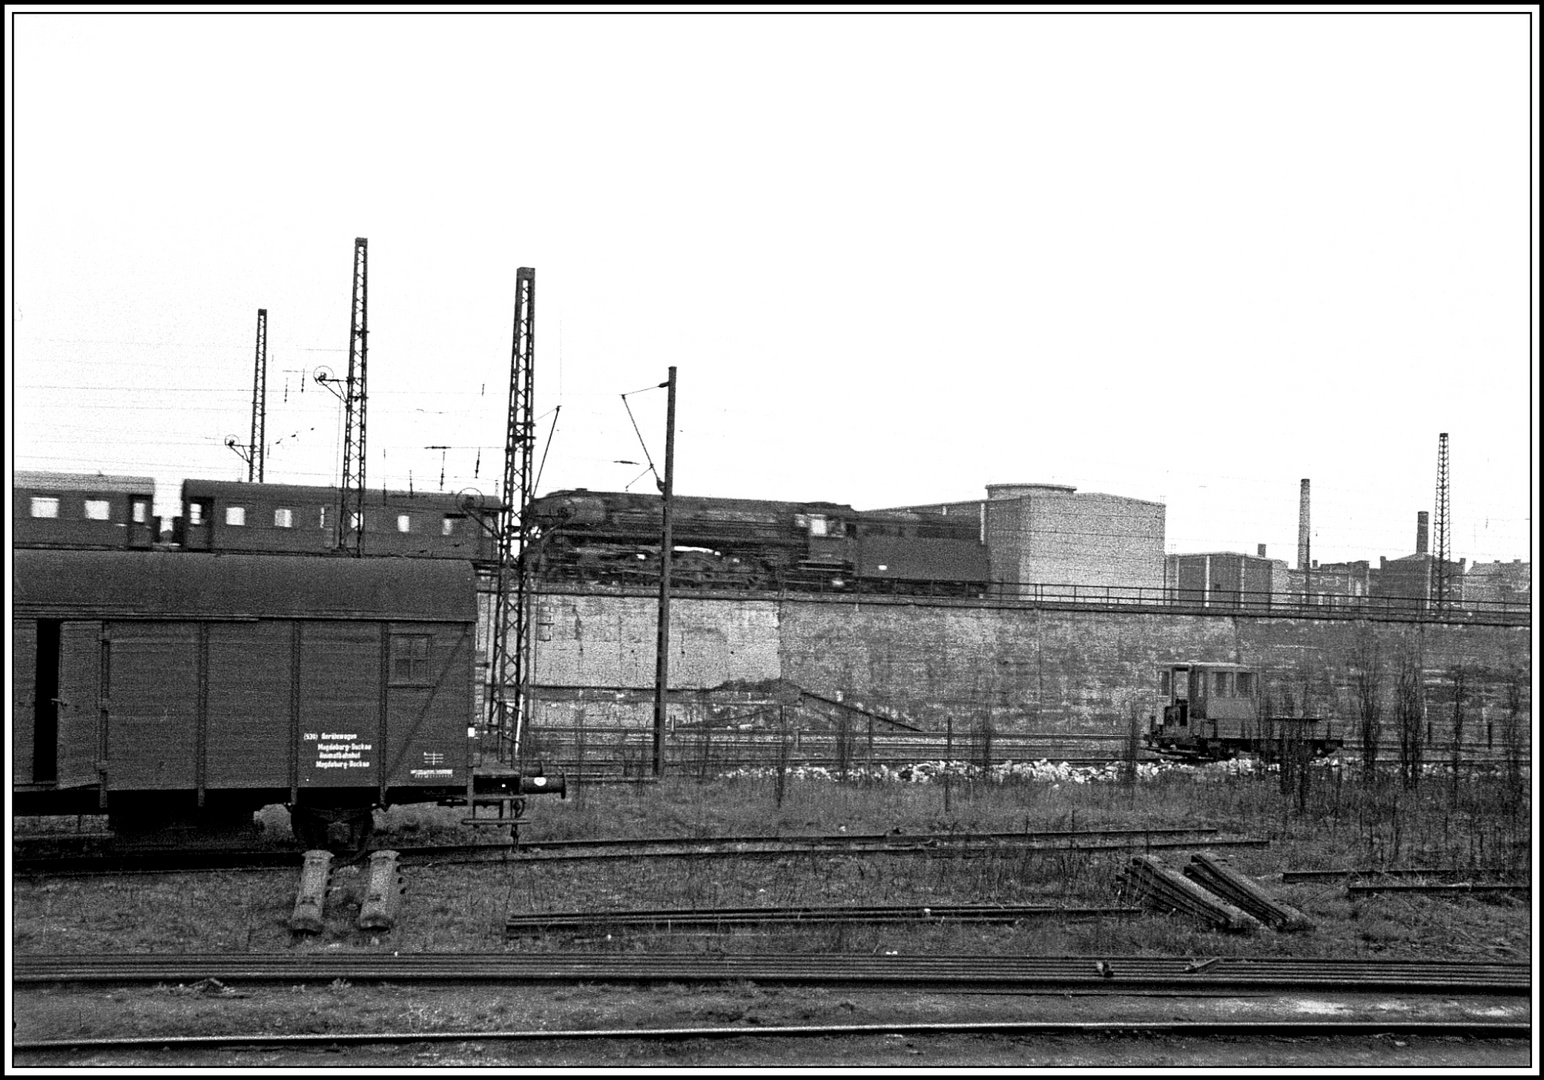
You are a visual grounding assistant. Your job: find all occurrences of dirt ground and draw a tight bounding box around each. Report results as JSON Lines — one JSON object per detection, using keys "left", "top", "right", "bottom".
{"left": 11, "top": 982, "right": 1533, "bottom": 1070}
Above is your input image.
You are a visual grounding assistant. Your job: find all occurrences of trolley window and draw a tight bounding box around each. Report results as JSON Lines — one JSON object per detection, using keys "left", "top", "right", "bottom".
{"left": 84, "top": 499, "right": 111, "bottom": 521}
{"left": 397, "top": 514, "right": 413, "bottom": 534}
{"left": 30, "top": 496, "right": 60, "bottom": 518}
{"left": 442, "top": 515, "right": 460, "bottom": 536}
{"left": 274, "top": 507, "right": 294, "bottom": 528}
{"left": 225, "top": 506, "right": 246, "bottom": 527}
{"left": 131, "top": 499, "right": 148, "bottom": 523}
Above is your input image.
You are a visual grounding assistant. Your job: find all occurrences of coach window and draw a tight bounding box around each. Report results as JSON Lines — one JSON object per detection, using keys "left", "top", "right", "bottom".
{"left": 131, "top": 499, "right": 148, "bottom": 523}
{"left": 225, "top": 506, "right": 247, "bottom": 527}
{"left": 84, "top": 498, "right": 111, "bottom": 521}
{"left": 274, "top": 508, "right": 294, "bottom": 528}
{"left": 30, "top": 496, "right": 60, "bottom": 518}
{"left": 397, "top": 514, "right": 413, "bottom": 533}
{"left": 442, "top": 515, "right": 460, "bottom": 536}
{"left": 188, "top": 501, "right": 208, "bottom": 526}
{"left": 390, "top": 635, "right": 432, "bottom": 685}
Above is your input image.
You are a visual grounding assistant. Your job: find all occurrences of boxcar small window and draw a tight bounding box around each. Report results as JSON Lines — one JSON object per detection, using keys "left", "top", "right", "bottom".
{"left": 225, "top": 506, "right": 247, "bottom": 526}
{"left": 274, "top": 507, "right": 294, "bottom": 528}
{"left": 397, "top": 514, "right": 412, "bottom": 533}
{"left": 390, "top": 635, "right": 432, "bottom": 684}
{"left": 30, "top": 496, "right": 60, "bottom": 518}
{"left": 442, "top": 515, "right": 460, "bottom": 536}
{"left": 84, "top": 498, "right": 111, "bottom": 521}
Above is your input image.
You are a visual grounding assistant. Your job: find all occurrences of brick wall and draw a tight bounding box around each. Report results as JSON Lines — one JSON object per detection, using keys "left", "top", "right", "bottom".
{"left": 519, "top": 591, "right": 1530, "bottom": 754}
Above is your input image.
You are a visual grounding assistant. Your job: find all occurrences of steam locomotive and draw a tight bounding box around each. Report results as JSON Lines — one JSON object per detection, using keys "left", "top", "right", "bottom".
{"left": 529, "top": 489, "right": 990, "bottom": 594}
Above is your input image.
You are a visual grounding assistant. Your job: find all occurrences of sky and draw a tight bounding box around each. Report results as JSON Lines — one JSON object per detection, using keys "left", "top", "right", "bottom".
{"left": 6, "top": 7, "right": 1538, "bottom": 568}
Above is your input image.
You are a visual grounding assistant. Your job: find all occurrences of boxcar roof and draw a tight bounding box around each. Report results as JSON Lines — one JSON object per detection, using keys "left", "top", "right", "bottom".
{"left": 14, "top": 471, "right": 156, "bottom": 494}
{"left": 14, "top": 550, "right": 476, "bottom": 622}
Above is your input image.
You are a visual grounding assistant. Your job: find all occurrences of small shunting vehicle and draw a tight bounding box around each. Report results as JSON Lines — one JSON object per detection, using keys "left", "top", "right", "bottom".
{"left": 1144, "top": 662, "right": 1344, "bottom": 763}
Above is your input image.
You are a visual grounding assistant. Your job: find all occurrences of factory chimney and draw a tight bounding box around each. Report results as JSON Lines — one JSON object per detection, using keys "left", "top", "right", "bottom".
{"left": 1416, "top": 511, "right": 1429, "bottom": 556}
{"left": 1297, "top": 480, "right": 1311, "bottom": 572}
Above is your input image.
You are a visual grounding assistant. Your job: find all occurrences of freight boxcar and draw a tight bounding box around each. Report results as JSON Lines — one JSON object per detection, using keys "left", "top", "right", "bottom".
{"left": 13, "top": 549, "right": 496, "bottom": 848}
{"left": 14, "top": 471, "right": 159, "bottom": 550}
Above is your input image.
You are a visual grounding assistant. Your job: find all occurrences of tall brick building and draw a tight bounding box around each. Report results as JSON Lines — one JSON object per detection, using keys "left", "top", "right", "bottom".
{"left": 881, "top": 482, "right": 1166, "bottom": 596}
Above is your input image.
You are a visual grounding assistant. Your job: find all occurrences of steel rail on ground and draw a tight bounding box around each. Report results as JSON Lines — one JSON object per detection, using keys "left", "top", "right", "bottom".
{"left": 13, "top": 953, "right": 1530, "bottom": 994}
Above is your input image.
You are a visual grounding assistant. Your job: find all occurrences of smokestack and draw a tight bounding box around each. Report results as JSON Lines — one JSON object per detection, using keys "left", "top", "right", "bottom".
{"left": 1416, "top": 511, "right": 1429, "bottom": 555}
{"left": 1297, "top": 479, "right": 1310, "bottom": 572}
{"left": 1257, "top": 544, "right": 1267, "bottom": 558}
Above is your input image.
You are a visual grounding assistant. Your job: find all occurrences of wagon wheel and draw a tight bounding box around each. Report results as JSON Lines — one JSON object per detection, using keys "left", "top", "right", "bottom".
{"left": 290, "top": 805, "right": 376, "bottom": 858}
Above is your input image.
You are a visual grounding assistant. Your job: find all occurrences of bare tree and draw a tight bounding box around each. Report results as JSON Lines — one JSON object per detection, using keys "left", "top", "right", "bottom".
{"left": 1447, "top": 664, "right": 1470, "bottom": 805}
{"left": 1501, "top": 661, "right": 1526, "bottom": 804}
{"left": 1350, "top": 624, "right": 1384, "bottom": 784}
{"left": 1393, "top": 635, "right": 1426, "bottom": 791}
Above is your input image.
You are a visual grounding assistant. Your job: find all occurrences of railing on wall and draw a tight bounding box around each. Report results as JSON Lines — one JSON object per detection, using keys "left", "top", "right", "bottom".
{"left": 532, "top": 576, "right": 1531, "bottom": 625}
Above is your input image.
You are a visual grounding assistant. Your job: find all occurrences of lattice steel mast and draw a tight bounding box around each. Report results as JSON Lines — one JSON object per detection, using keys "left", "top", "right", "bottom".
{"left": 1432, "top": 431, "right": 1450, "bottom": 612}
{"left": 337, "top": 238, "right": 369, "bottom": 555}
{"left": 487, "top": 267, "right": 537, "bottom": 765}
{"left": 249, "top": 308, "right": 268, "bottom": 482}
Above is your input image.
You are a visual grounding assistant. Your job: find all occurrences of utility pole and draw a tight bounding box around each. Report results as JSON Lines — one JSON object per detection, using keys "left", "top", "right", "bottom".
{"left": 337, "top": 238, "right": 369, "bottom": 555}
{"left": 1432, "top": 432, "right": 1451, "bottom": 614}
{"left": 653, "top": 366, "right": 677, "bottom": 777}
{"left": 487, "top": 267, "right": 537, "bottom": 767}
{"left": 250, "top": 308, "right": 268, "bottom": 481}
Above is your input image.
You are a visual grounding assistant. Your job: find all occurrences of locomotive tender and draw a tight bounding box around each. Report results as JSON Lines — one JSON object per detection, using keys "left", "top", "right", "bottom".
{"left": 531, "top": 488, "right": 990, "bottom": 594}
{"left": 1144, "top": 662, "right": 1345, "bottom": 762}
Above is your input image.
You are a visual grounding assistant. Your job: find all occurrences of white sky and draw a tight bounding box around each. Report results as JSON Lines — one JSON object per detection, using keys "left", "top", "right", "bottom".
{"left": 6, "top": 7, "right": 1538, "bottom": 568}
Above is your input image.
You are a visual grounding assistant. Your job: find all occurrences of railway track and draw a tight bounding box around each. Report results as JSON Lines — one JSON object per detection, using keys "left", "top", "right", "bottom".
{"left": 12, "top": 826, "right": 1263, "bottom": 875}
{"left": 14, "top": 952, "right": 1530, "bottom": 994}
{"left": 505, "top": 902, "right": 1146, "bottom": 934}
{"left": 12, "top": 1016, "right": 1531, "bottom": 1054}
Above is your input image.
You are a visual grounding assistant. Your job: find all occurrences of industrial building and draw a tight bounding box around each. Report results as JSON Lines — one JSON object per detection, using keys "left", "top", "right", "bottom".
{"left": 1165, "top": 550, "right": 1276, "bottom": 609}
{"left": 884, "top": 483, "right": 1166, "bottom": 597}
{"left": 1463, "top": 560, "right": 1532, "bottom": 609}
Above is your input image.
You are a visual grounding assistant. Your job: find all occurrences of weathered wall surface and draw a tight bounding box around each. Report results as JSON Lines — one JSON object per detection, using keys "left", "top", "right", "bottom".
{"left": 526, "top": 591, "right": 1532, "bottom": 743}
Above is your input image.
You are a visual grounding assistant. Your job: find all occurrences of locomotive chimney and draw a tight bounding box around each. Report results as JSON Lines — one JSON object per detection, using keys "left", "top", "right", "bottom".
{"left": 1416, "top": 511, "right": 1429, "bottom": 555}
{"left": 1297, "top": 479, "right": 1310, "bottom": 572}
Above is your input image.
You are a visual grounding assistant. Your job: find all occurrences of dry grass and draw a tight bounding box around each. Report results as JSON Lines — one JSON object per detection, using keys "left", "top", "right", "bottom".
{"left": 13, "top": 765, "right": 1531, "bottom": 965}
